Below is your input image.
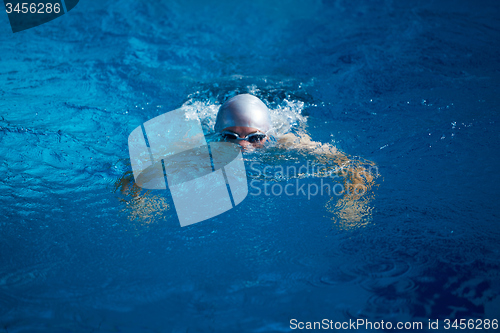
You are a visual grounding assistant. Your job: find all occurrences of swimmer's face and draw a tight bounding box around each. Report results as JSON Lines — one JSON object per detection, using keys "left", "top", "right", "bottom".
{"left": 220, "top": 126, "right": 267, "bottom": 149}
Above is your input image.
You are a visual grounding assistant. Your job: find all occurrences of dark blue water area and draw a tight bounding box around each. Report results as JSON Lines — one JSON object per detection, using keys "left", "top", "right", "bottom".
{"left": 1, "top": 0, "right": 499, "bottom": 332}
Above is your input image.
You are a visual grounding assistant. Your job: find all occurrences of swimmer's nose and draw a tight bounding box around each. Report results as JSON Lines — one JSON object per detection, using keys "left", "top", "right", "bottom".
{"left": 238, "top": 140, "right": 251, "bottom": 148}
{"left": 237, "top": 140, "right": 264, "bottom": 150}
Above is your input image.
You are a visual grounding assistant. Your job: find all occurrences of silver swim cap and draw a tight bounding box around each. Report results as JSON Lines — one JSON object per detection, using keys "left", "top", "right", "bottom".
{"left": 214, "top": 94, "right": 271, "bottom": 133}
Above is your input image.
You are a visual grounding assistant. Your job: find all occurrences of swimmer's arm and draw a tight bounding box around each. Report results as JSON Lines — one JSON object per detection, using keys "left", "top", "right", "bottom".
{"left": 277, "top": 133, "right": 376, "bottom": 197}
{"left": 277, "top": 133, "right": 344, "bottom": 160}
{"left": 276, "top": 133, "right": 378, "bottom": 223}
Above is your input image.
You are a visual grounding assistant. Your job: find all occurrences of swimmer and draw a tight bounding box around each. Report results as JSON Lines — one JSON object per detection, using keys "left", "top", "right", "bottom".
{"left": 215, "top": 94, "right": 378, "bottom": 223}
{"left": 117, "top": 93, "right": 378, "bottom": 225}
{"left": 214, "top": 94, "right": 271, "bottom": 149}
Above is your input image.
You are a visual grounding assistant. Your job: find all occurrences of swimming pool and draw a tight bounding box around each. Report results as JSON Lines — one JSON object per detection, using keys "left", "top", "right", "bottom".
{"left": 1, "top": 0, "right": 499, "bottom": 331}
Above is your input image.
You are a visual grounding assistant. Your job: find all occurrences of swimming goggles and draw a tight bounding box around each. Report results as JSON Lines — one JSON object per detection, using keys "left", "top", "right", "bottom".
{"left": 220, "top": 131, "right": 267, "bottom": 143}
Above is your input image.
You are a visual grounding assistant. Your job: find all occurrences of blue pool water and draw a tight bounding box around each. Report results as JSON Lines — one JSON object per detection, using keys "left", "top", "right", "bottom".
{"left": 1, "top": 0, "right": 499, "bottom": 332}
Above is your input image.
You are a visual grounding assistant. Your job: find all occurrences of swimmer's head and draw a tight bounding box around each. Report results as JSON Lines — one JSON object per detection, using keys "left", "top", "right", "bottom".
{"left": 214, "top": 94, "right": 271, "bottom": 134}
